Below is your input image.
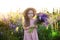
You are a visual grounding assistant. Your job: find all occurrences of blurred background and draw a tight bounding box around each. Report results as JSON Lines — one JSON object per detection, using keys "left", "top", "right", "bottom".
{"left": 0, "top": 0, "right": 60, "bottom": 40}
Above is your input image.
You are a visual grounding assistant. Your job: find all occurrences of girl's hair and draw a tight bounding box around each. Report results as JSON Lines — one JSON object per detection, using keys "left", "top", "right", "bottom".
{"left": 23, "top": 8, "right": 36, "bottom": 27}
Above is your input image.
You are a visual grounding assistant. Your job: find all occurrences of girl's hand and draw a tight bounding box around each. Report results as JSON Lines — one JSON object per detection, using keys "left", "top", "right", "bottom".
{"left": 26, "top": 27, "right": 30, "bottom": 30}
{"left": 23, "top": 26, "right": 30, "bottom": 30}
{"left": 30, "top": 25, "right": 35, "bottom": 28}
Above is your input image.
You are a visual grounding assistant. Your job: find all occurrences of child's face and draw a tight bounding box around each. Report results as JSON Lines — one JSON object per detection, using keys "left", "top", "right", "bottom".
{"left": 28, "top": 10, "right": 34, "bottom": 19}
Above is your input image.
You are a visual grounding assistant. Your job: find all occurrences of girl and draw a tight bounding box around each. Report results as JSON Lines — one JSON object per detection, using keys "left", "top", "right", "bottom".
{"left": 23, "top": 8, "right": 39, "bottom": 40}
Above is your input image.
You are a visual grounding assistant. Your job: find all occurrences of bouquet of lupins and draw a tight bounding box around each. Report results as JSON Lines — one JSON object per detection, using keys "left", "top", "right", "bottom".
{"left": 37, "top": 13, "right": 49, "bottom": 26}
{"left": 36, "top": 13, "right": 53, "bottom": 40}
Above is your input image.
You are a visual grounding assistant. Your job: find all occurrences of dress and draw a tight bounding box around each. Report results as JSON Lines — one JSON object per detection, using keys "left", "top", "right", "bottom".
{"left": 24, "top": 19, "right": 39, "bottom": 40}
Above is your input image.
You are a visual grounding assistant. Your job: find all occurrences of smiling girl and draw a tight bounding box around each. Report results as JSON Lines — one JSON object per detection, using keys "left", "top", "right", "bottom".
{"left": 23, "top": 8, "right": 39, "bottom": 40}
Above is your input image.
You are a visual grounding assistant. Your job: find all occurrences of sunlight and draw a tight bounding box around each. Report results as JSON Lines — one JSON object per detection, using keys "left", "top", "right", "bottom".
{"left": 0, "top": 0, "right": 60, "bottom": 15}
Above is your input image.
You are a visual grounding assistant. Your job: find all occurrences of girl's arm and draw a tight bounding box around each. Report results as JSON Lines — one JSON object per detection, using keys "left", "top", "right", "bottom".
{"left": 22, "top": 22, "right": 30, "bottom": 30}
{"left": 34, "top": 18, "right": 38, "bottom": 28}
{"left": 22, "top": 19, "right": 30, "bottom": 30}
{"left": 22, "top": 26, "right": 30, "bottom": 30}
{"left": 34, "top": 25, "right": 38, "bottom": 29}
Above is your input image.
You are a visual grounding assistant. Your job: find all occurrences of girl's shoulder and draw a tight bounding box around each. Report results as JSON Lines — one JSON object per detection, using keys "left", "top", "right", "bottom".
{"left": 32, "top": 18, "right": 37, "bottom": 25}
{"left": 32, "top": 18, "right": 37, "bottom": 21}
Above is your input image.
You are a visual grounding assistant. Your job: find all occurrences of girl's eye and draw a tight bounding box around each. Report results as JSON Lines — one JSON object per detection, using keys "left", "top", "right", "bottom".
{"left": 28, "top": 13, "right": 33, "bottom": 15}
{"left": 28, "top": 13, "right": 33, "bottom": 14}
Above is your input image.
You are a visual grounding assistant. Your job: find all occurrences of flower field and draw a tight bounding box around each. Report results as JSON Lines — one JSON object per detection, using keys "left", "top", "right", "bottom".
{"left": 0, "top": 9, "right": 60, "bottom": 40}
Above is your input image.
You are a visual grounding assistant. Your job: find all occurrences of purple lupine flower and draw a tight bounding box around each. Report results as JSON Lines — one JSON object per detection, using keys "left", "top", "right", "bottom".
{"left": 9, "top": 23, "right": 16, "bottom": 29}
{"left": 13, "top": 24, "right": 16, "bottom": 28}
{"left": 9, "top": 23, "right": 12, "bottom": 26}
{"left": 38, "top": 13, "right": 48, "bottom": 22}
{"left": 44, "top": 21, "right": 49, "bottom": 26}
{"left": 37, "top": 13, "right": 49, "bottom": 26}
{"left": 38, "top": 13, "right": 43, "bottom": 16}
{"left": 39, "top": 16, "right": 41, "bottom": 20}
{"left": 41, "top": 14, "right": 49, "bottom": 26}
{"left": 41, "top": 17, "right": 47, "bottom": 22}
{"left": 37, "top": 13, "right": 43, "bottom": 20}
{"left": 41, "top": 14, "right": 48, "bottom": 18}
{"left": 2, "top": 17, "right": 7, "bottom": 22}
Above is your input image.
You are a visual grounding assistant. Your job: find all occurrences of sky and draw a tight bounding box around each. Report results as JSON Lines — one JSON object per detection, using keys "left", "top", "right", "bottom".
{"left": 0, "top": 0, "right": 60, "bottom": 14}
